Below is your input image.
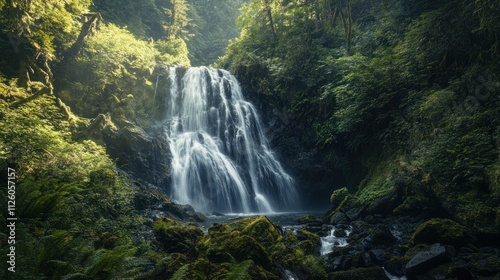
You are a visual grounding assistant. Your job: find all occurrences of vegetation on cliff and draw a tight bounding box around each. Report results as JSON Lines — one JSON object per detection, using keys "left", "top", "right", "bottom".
{"left": 1, "top": 0, "right": 499, "bottom": 279}
{"left": 220, "top": 0, "right": 500, "bottom": 230}
{"left": 0, "top": 0, "right": 248, "bottom": 279}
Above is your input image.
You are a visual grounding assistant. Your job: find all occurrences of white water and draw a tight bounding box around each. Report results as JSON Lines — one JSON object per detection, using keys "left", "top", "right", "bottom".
{"left": 164, "top": 67, "right": 299, "bottom": 213}
{"left": 320, "top": 225, "right": 353, "bottom": 255}
{"left": 383, "top": 268, "right": 407, "bottom": 280}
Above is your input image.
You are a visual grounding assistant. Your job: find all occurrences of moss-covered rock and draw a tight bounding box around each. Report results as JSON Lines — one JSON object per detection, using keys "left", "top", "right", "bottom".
{"left": 152, "top": 217, "right": 203, "bottom": 253}
{"left": 295, "top": 228, "right": 321, "bottom": 255}
{"left": 330, "top": 187, "right": 349, "bottom": 211}
{"left": 142, "top": 253, "right": 188, "bottom": 280}
{"left": 202, "top": 230, "right": 272, "bottom": 268}
{"left": 240, "top": 216, "right": 282, "bottom": 244}
{"left": 103, "top": 123, "right": 171, "bottom": 187}
{"left": 327, "top": 267, "right": 387, "bottom": 280}
{"left": 302, "top": 255, "right": 328, "bottom": 280}
{"left": 411, "top": 218, "right": 472, "bottom": 246}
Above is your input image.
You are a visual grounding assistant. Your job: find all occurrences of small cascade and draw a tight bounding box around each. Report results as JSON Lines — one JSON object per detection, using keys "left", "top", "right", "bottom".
{"left": 163, "top": 66, "right": 299, "bottom": 213}
{"left": 320, "top": 225, "right": 353, "bottom": 255}
{"left": 383, "top": 268, "right": 408, "bottom": 280}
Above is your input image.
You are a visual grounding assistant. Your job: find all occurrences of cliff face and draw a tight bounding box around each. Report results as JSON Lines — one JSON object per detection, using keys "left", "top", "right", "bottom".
{"left": 221, "top": 0, "right": 500, "bottom": 231}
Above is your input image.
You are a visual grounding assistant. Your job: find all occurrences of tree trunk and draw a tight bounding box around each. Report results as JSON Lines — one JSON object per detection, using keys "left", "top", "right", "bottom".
{"left": 62, "top": 13, "right": 101, "bottom": 64}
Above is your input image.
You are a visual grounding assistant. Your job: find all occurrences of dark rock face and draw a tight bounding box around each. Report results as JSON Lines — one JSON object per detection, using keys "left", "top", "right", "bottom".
{"left": 411, "top": 218, "right": 472, "bottom": 246}
{"left": 162, "top": 202, "right": 206, "bottom": 222}
{"left": 152, "top": 217, "right": 204, "bottom": 253}
{"left": 103, "top": 122, "right": 171, "bottom": 188}
{"left": 405, "top": 243, "right": 450, "bottom": 278}
{"left": 327, "top": 267, "right": 388, "bottom": 280}
{"left": 236, "top": 83, "right": 352, "bottom": 211}
{"left": 318, "top": 203, "right": 500, "bottom": 280}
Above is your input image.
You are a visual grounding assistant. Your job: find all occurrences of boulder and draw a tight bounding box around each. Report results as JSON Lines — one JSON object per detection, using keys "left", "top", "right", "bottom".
{"left": 405, "top": 243, "right": 450, "bottom": 278}
{"left": 152, "top": 217, "right": 204, "bottom": 253}
{"left": 330, "top": 188, "right": 349, "bottom": 211}
{"left": 104, "top": 122, "right": 171, "bottom": 187}
{"left": 329, "top": 212, "right": 350, "bottom": 225}
{"left": 162, "top": 202, "right": 206, "bottom": 222}
{"left": 411, "top": 218, "right": 472, "bottom": 246}
{"left": 362, "top": 225, "right": 397, "bottom": 249}
{"left": 202, "top": 231, "right": 272, "bottom": 268}
{"left": 328, "top": 267, "right": 388, "bottom": 280}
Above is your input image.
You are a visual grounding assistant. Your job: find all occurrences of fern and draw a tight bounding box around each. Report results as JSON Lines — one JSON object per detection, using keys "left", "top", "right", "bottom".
{"left": 171, "top": 264, "right": 191, "bottom": 280}
{"left": 225, "top": 260, "right": 253, "bottom": 280}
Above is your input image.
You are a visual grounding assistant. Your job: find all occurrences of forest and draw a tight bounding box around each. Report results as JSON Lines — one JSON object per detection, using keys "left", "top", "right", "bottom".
{"left": 0, "top": 0, "right": 499, "bottom": 279}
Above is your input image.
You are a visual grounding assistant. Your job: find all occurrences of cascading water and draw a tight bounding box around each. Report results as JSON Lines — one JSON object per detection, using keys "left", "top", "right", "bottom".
{"left": 164, "top": 66, "right": 298, "bottom": 213}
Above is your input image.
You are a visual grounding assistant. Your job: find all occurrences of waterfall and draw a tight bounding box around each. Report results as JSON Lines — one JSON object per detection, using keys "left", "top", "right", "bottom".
{"left": 163, "top": 66, "right": 298, "bottom": 213}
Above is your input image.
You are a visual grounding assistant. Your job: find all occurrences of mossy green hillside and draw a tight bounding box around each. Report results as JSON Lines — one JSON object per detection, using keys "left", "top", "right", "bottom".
{"left": 411, "top": 218, "right": 472, "bottom": 246}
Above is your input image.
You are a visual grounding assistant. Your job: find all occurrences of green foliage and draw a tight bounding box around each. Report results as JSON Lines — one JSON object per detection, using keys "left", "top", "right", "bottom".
{"left": 91, "top": 0, "right": 168, "bottom": 40}
{"left": 411, "top": 218, "right": 472, "bottom": 246}
{"left": 164, "top": 0, "right": 190, "bottom": 40}
{"left": 152, "top": 217, "right": 203, "bottom": 253}
{"left": 58, "top": 23, "right": 155, "bottom": 122}
{"left": 0, "top": 0, "right": 91, "bottom": 54}
{"left": 225, "top": 260, "right": 253, "bottom": 280}
{"left": 155, "top": 37, "right": 190, "bottom": 67}
{"left": 356, "top": 158, "right": 396, "bottom": 205}
{"left": 0, "top": 79, "right": 150, "bottom": 279}
{"left": 78, "top": 23, "right": 158, "bottom": 81}
{"left": 187, "top": 0, "right": 247, "bottom": 66}
{"left": 222, "top": 0, "right": 499, "bottom": 227}
{"left": 171, "top": 264, "right": 191, "bottom": 280}
{"left": 330, "top": 187, "right": 349, "bottom": 210}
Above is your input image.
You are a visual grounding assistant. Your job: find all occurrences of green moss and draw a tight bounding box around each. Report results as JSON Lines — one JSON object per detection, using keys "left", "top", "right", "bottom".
{"left": 241, "top": 216, "right": 282, "bottom": 244}
{"left": 249, "top": 265, "right": 282, "bottom": 280}
{"left": 330, "top": 187, "right": 349, "bottom": 210}
{"left": 303, "top": 255, "right": 327, "bottom": 280}
{"left": 200, "top": 229, "right": 271, "bottom": 269}
{"left": 356, "top": 159, "right": 396, "bottom": 205}
{"left": 141, "top": 253, "right": 188, "bottom": 279}
{"left": 225, "top": 260, "right": 253, "bottom": 280}
{"left": 411, "top": 218, "right": 472, "bottom": 246}
{"left": 152, "top": 217, "right": 204, "bottom": 253}
{"left": 282, "top": 248, "right": 305, "bottom": 267}
{"left": 190, "top": 258, "right": 224, "bottom": 279}
{"left": 171, "top": 264, "right": 192, "bottom": 280}
{"left": 296, "top": 229, "right": 320, "bottom": 255}
{"left": 268, "top": 242, "right": 287, "bottom": 263}
{"left": 328, "top": 267, "right": 388, "bottom": 280}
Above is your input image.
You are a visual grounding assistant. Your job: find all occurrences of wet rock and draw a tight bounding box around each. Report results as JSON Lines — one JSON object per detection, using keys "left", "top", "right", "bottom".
{"left": 328, "top": 267, "right": 388, "bottom": 280}
{"left": 295, "top": 228, "right": 321, "bottom": 255}
{"left": 104, "top": 123, "right": 171, "bottom": 187}
{"left": 411, "top": 218, "right": 472, "bottom": 246}
{"left": 296, "top": 214, "right": 323, "bottom": 226}
{"left": 367, "top": 187, "right": 401, "bottom": 215}
{"left": 211, "top": 212, "right": 225, "bottom": 216}
{"left": 405, "top": 243, "right": 450, "bottom": 278}
{"left": 162, "top": 202, "right": 206, "bottom": 222}
{"left": 460, "top": 249, "right": 500, "bottom": 278}
{"left": 240, "top": 216, "right": 282, "bottom": 244}
{"left": 205, "top": 230, "right": 272, "bottom": 268}
{"left": 133, "top": 181, "right": 169, "bottom": 211}
{"left": 333, "top": 228, "right": 348, "bottom": 238}
{"left": 384, "top": 255, "right": 409, "bottom": 277}
{"left": 363, "top": 225, "right": 397, "bottom": 249}
{"left": 329, "top": 212, "right": 350, "bottom": 224}
{"left": 368, "top": 249, "right": 390, "bottom": 266}
{"left": 344, "top": 206, "right": 366, "bottom": 221}
{"left": 152, "top": 217, "right": 204, "bottom": 253}
{"left": 330, "top": 187, "right": 349, "bottom": 211}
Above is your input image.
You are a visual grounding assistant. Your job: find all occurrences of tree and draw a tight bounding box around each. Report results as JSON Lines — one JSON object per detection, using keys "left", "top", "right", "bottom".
{"left": 164, "top": 0, "right": 190, "bottom": 39}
